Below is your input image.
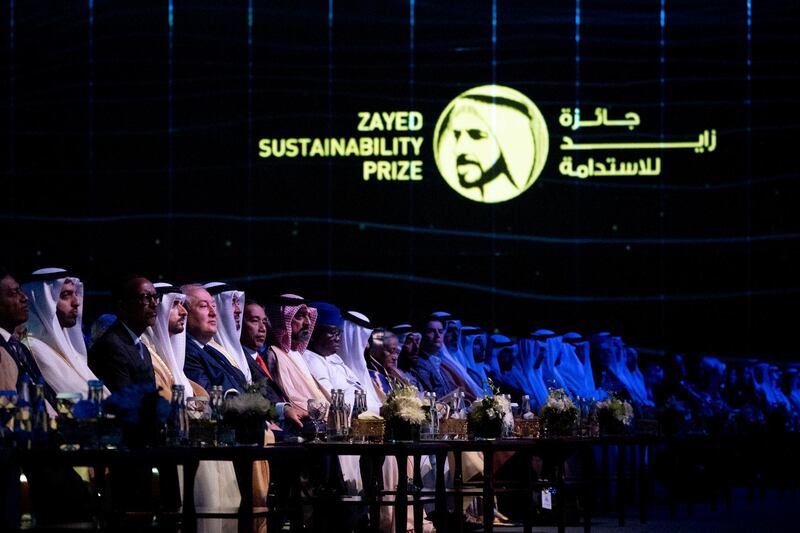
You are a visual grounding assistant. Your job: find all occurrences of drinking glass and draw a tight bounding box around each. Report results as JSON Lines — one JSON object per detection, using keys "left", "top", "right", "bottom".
{"left": 55, "top": 392, "right": 82, "bottom": 418}
{"left": 307, "top": 399, "right": 328, "bottom": 442}
{"left": 186, "top": 396, "right": 211, "bottom": 420}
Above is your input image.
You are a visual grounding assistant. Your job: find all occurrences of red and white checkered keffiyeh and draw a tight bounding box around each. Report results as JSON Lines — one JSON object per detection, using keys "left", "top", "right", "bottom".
{"left": 265, "top": 294, "right": 317, "bottom": 354}
{"left": 265, "top": 294, "right": 328, "bottom": 405}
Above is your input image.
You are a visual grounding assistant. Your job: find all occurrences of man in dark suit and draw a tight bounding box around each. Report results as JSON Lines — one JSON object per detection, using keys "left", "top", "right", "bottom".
{"left": 182, "top": 284, "right": 248, "bottom": 394}
{"left": 88, "top": 275, "right": 157, "bottom": 392}
{"left": 87, "top": 275, "right": 175, "bottom": 519}
{"left": 240, "top": 299, "right": 304, "bottom": 428}
{"left": 240, "top": 301, "right": 311, "bottom": 530}
{"left": 183, "top": 287, "right": 284, "bottom": 529}
{"left": 0, "top": 268, "right": 92, "bottom": 528}
{"left": 0, "top": 270, "right": 57, "bottom": 406}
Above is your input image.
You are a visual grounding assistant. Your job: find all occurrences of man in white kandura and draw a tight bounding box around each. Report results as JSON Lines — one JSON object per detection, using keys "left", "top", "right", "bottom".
{"left": 22, "top": 268, "right": 108, "bottom": 398}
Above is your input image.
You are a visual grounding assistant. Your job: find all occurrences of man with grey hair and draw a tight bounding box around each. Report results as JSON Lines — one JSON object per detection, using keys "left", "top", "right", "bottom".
{"left": 182, "top": 284, "right": 263, "bottom": 531}
{"left": 182, "top": 284, "right": 247, "bottom": 394}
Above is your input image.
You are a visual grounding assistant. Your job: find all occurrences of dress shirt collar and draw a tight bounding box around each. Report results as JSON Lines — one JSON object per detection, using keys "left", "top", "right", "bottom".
{"left": 242, "top": 344, "right": 258, "bottom": 359}
{"left": 120, "top": 321, "right": 142, "bottom": 345}
{"left": 188, "top": 335, "right": 205, "bottom": 349}
{"left": 0, "top": 327, "right": 12, "bottom": 342}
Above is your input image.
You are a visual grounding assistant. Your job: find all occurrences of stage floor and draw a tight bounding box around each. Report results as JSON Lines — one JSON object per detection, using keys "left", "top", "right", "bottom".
{"left": 463, "top": 487, "right": 800, "bottom": 532}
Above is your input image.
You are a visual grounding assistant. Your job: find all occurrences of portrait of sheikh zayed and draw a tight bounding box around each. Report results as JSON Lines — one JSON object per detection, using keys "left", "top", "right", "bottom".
{"left": 434, "top": 85, "right": 549, "bottom": 204}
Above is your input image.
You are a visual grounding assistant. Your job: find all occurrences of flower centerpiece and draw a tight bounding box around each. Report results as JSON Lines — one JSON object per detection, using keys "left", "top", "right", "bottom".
{"left": 380, "top": 384, "right": 425, "bottom": 441}
{"left": 594, "top": 394, "right": 634, "bottom": 435}
{"left": 468, "top": 379, "right": 514, "bottom": 439}
{"left": 222, "top": 384, "right": 278, "bottom": 445}
{"left": 468, "top": 395, "right": 514, "bottom": 439}
{"left": 539, "top": 388, "right": 579, "bottom": 437}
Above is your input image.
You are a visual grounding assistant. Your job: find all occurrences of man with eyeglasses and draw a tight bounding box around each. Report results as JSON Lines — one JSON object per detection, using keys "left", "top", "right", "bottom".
{"left": 303, "top": 301, "right": 366, "bottom": 524}
{"left": 304, "top": 302, "right": 364, "bottom": 409}
{"left": 88, "top": 275, "right": 158, "bottom": 392}
{"left": 87, "top": 275, "right": 168, "bottom": 520}
{"left": 140, "top": 283, "right": 200, "bottom": 400}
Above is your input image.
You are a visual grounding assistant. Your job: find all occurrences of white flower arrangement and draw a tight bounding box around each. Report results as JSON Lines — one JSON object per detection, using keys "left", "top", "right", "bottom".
{"left": 222, "top": 391, "right": 277, "bottom": 421}
{"left": 544, "top": 389, "right": 577, "bottom": 413}
{"left": 468, "top": 394, "right": 515, "bottom": 437}
{"left": 380, "top": 384, "right": 425, "bottom": 425}
{"left": 539, "top": 388, "right": 580, "bottom": 436}
{"left": 467, "top": 379, "right": 514, "bottom": 438}
{"left": 595, "top": 395, "right": 634, "bottom": 426}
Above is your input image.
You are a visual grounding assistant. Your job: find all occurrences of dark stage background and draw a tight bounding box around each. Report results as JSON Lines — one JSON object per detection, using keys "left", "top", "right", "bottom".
{"left": 1, "top": 1, "right": 798, "bottom": 359}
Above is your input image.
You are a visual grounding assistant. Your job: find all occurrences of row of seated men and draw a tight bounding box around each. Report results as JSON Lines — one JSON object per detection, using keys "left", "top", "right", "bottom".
{"left": 451, "top": 317, "right": 800, "bottom": 432}
{"left": 1, "top": 267, "right": 626, "bottom": 530}
{"left": 0, "top": 268, "right": 492, "bottom": 531}
{"left": 631, "top": 351, "right": 800, "bottom": 433}
{"left": 3, "top": 267, "right": 796, "bottom": 530}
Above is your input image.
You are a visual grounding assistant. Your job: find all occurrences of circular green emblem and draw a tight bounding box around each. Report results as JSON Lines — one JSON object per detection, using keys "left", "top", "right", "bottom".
{"left": 433, "top": 85, "right": 549, "bottom": 204}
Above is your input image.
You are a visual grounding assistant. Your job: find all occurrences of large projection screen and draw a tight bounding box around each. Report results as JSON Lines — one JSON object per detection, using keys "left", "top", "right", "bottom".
{"left": 2, "top": 0, "right": 798, "bottom": 358}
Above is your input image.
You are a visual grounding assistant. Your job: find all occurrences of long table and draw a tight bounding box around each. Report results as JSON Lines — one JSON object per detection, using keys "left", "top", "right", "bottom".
{"left": 8, "top": 434, "right": 792, "bottom": 533}
{"left": 2, "top": 441, "right": 451, "bottom": 533}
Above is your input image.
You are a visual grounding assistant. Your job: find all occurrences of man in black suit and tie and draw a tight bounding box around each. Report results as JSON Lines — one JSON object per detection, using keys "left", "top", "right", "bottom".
{"left": 0, "top": 270, "right": 57, "bottom": 407}
{"left": 0, "top": 268, "right": 92, "bottom": 527}
{"left": 240, "top": 300, "right": 311, "bottom": 529}
{"left": 88, "top": 275, "right": 158, "bottom": 392}
{"left": 87, "top": 275, "right": 176, "bottom": 518}
{"left": 240, "top": 299, "right": 304, "bottom": 428}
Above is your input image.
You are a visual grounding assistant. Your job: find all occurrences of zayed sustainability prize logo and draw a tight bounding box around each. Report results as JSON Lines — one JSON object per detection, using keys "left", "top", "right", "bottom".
{"left": 433, "top": 85, "right": 549, "bottom": 204}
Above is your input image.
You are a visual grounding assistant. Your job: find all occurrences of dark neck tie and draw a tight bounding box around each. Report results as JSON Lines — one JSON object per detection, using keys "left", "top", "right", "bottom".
{"left": 7, "top": 336, "right": 35, "bottom": 379}
{"left": 135, "top": 340, "right": 144, "bottom": 360}
{"left": 7, "top": 336, "right": 58, "bottom": 408}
